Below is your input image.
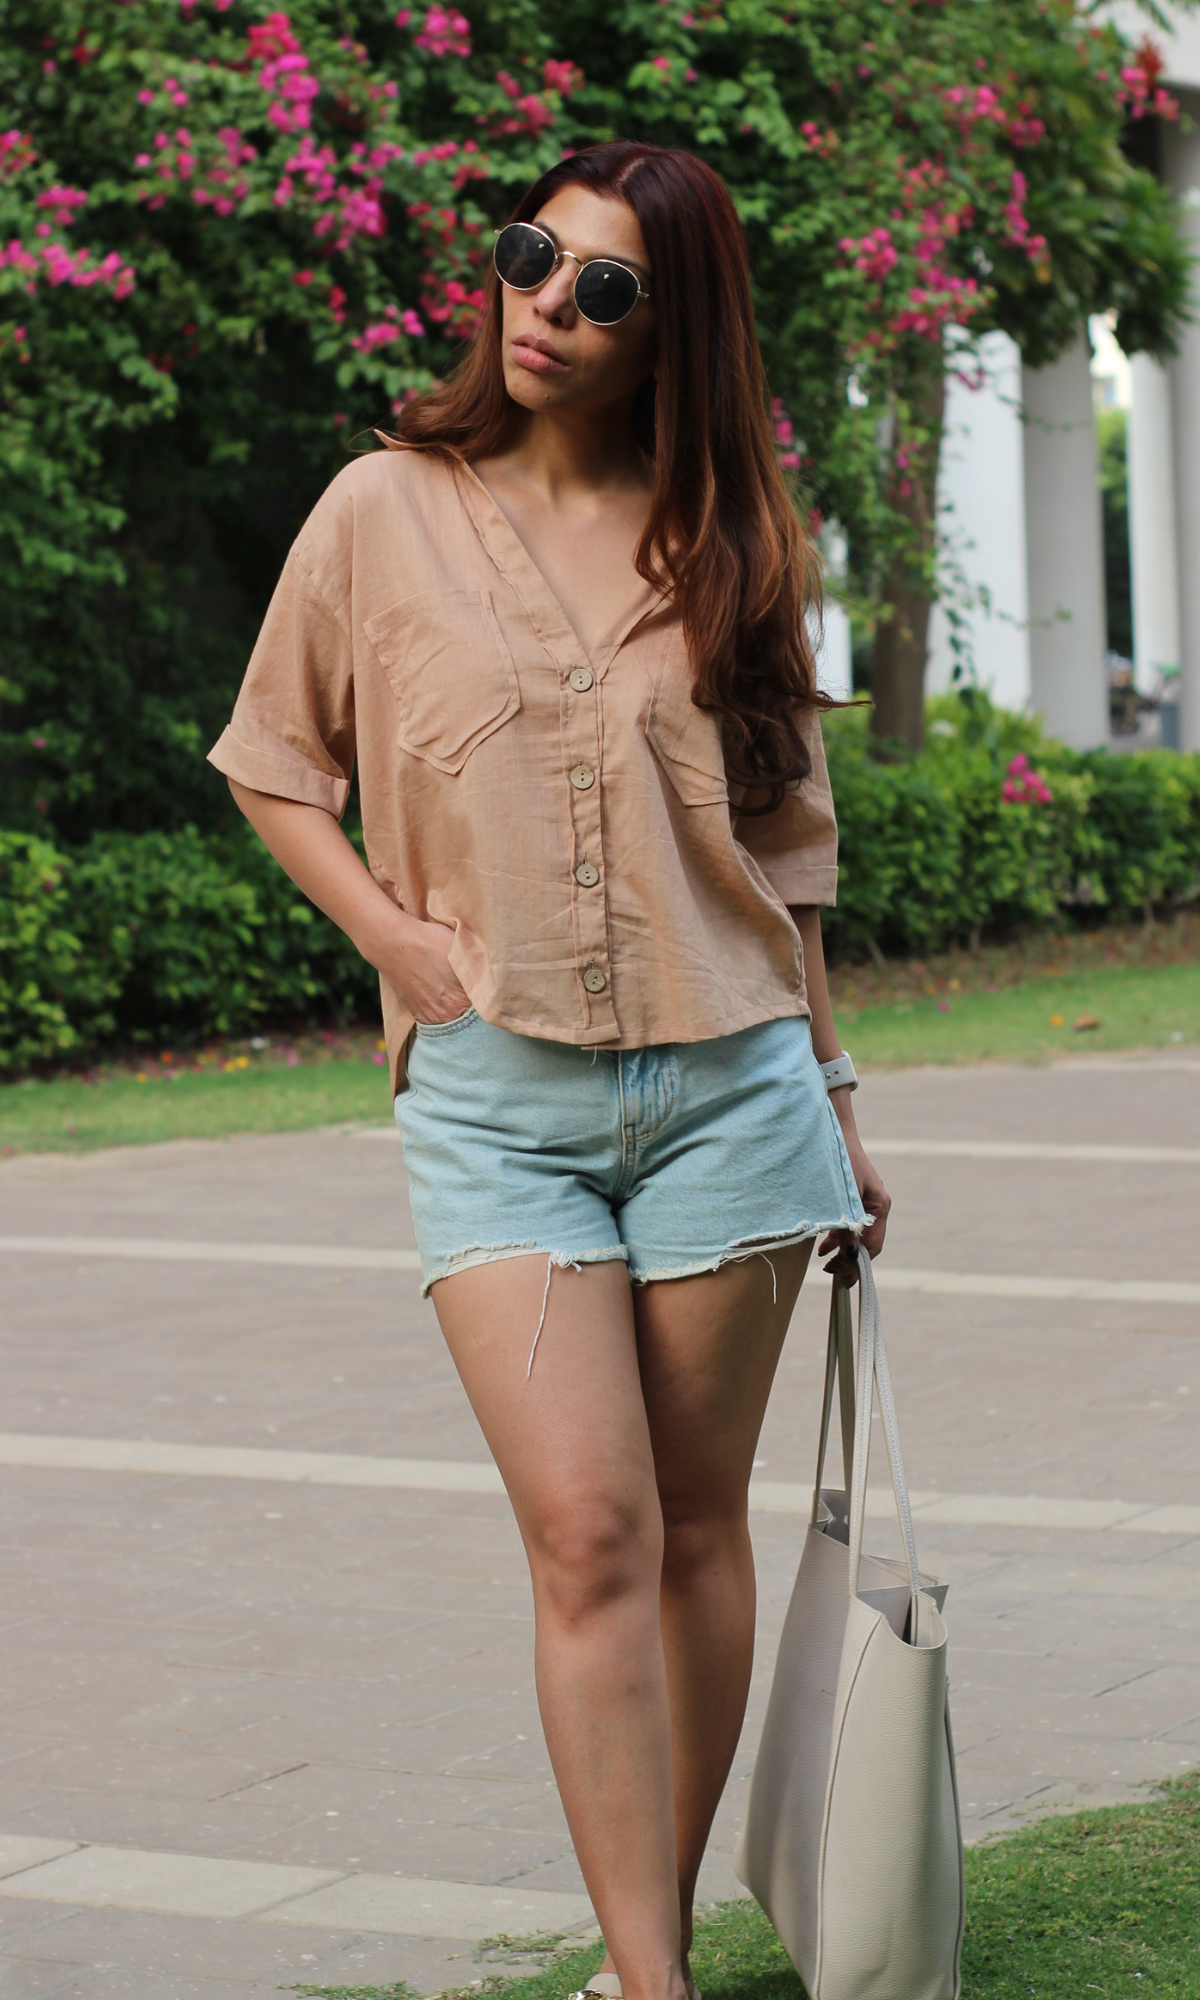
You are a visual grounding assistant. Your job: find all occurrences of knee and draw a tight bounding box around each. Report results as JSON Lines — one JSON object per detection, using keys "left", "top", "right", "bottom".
{"left": 527, "top": 1490, "right": 662, "bottom": 1628}
{"left": 659, "top": 1493, "right": 749, "bottom": 1590}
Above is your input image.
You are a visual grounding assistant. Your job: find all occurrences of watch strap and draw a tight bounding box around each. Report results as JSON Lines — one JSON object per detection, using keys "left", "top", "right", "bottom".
{"left": 819, "top": 1051, "right": 858, "bottom": 1093}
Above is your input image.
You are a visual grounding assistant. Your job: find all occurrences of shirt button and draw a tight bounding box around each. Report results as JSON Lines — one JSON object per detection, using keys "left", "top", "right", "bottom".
{"left": 570, "top": 763, "right": 596, "bottom": 790}
{"left": 569, "top": 666, "right": 594, "bottom": 692}
{"left": 582, "top": 967, "right": 607, "bottom": 994}
{"left": 574, "top": 861, "right": 600, "bottom": 888}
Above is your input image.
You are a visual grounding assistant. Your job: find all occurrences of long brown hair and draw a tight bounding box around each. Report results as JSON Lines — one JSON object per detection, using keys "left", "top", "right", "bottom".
{"left": 389, "top": 140, "right": 828, "bottom": 808}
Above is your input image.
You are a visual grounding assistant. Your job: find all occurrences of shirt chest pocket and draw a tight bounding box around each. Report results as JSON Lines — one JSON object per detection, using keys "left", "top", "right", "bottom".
{"left": 364, "top": 589, "right": 521, "bottom": 775}
{"left": 645, "top": 656, "right": 729, "bottom": 807}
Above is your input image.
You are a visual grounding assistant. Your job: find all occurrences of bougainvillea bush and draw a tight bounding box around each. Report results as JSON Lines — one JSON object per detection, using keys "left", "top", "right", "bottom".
{"left": 553, "top": 0, "right": 1188, "bottom": 740}
{"left": 0, "top": 0, "right": 1188, "bottom": 837}
{"left": 1, "top": 0, "right": 575, "bottom": 839}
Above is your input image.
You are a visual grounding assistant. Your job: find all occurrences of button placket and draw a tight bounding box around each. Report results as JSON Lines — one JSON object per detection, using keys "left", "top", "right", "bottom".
{"left": 562, "top": 655, "right": 614, "bottom": 1029}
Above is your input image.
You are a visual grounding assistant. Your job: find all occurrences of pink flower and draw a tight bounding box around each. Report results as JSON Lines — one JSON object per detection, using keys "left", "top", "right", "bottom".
{"left": 350, "top": 319, "right": 400, "bottom": 351}
{"left": 414, "top": 5, "right": 471, "bottom": 56}
{"left": 1001, "top": 753, "right": 1051, "bottom": 805}
{"left": 402, "top": 308, "right": 425, "bottom": 336}
{"left": 514, "top": 93, "right": 554, "bottom": 129}
{"left": 543, "top": 58, "right": 581, "bottom": 94}
{"left": 137, "top": 88, "right": 154, "bottom": 104}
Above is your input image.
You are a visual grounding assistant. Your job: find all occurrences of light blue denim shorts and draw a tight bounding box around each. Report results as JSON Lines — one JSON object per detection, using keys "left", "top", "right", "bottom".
{"left": 395, "top": 1010, "right": 869, "bottom": 1296}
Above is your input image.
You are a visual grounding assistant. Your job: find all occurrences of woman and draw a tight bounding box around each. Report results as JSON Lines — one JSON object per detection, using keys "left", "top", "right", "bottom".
{"left": 211, "top": 139, "right": 890, "bottom": 2000}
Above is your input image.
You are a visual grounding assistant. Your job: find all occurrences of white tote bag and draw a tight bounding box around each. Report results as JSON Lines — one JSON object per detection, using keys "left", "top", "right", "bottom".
{"left": 735, "top": 1249, "right": 965, "bottom": 2000}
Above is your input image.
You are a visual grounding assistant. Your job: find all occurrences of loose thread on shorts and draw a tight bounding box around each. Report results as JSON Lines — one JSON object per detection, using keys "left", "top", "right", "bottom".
{"left": 759, "top": 1252, "right": 778, "bottom": 1305}
{"left": 526, "top": 1256, "right": 554, "bottom": 1378}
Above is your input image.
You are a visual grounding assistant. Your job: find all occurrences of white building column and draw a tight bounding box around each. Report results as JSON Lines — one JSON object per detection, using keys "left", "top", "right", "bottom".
{"left": 813, "top": 526, "right": 853, "bottom": 700}
{"left": 1162, "top": 99, "right": 1200, "bottom": 751}
{"left": 927, "top": 330, "right": 1031, "bottom": 708}
{"left": 1021, "top": 329, "right": 1109, "bottom": 749}
{"left": 1128, "top": 353, "right": 1181, "bottom": 695}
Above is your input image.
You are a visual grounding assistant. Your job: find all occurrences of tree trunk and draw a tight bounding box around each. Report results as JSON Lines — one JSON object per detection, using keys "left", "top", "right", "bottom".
{"left": 870, "top": 368, "right": 946, "bottom": 754}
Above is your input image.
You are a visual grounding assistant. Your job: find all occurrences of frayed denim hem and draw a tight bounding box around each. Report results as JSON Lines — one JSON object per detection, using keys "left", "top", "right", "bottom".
{"left": 626, "top": 1214, "right": 870, "bottom": 1289}
{"left": 420, "top": 1240, "right": 627, "bottom": 1300}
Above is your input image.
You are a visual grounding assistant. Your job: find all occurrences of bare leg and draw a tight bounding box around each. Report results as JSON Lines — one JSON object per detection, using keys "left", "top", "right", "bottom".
{"left": 430, "top": 1255, "right": 687, "bottom": 2000}
{"left": 598, "top": 1241, "right": 814, "bottom": 1985}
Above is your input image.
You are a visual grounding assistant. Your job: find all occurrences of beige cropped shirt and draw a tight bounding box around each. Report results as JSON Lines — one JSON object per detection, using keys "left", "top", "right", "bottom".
{"left": 208, "top": 448, "right": 840, "bottom": 1094}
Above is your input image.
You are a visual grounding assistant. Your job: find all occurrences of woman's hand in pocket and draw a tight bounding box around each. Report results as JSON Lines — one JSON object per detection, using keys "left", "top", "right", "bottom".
{"left": 376, "top": 911, "right": 472, "bottom": 1025}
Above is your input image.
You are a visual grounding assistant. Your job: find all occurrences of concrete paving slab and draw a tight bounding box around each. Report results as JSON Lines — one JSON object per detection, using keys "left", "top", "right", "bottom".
{"left": 267, "top": 1868, "right": 594, "bottom": 1938}
{"left": 0, "top": 1899, "right": 514, "bottom": 1991}
{"left": 0, "top": 1962, "right": 83, "bottom": 1999}
{"left": 0, "top": 1840, "right": 81, "bottom": 1880}
{"left": 0, "top": 1844, "right": 344, "bottom": 1918}
{"left": 234, "top": 1814, "right": 577, "bottom": 1881}
{"left": 48, "top": 1975, "right": 289, "bottom": 2000}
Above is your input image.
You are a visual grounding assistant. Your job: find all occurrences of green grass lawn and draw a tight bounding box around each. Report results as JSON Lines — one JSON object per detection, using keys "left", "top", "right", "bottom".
{"left": 0, "top": 1048, "right": 395, "bottom": 1155}
{"left": 845, "top": 957, "right": 1199, "bottom": 1067}
{"left": 2, "top": 946, "right": 1197, "bottom": 1158}
{"left": 295, "top": 1773, "right": 1200, "bottom": 2000}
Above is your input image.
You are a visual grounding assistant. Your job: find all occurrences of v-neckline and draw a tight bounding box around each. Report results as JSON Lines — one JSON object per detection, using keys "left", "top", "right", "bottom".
{"left": 456, "top": 458, "right": 663, "bottom": 673}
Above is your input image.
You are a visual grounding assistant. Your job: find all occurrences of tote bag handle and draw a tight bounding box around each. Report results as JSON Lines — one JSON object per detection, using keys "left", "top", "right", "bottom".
{"left": 846, "top": 1248, "right": 926, "bottom": 1642}
{"left": 809, "top": 1275, "right": 857, "bottom": 1522}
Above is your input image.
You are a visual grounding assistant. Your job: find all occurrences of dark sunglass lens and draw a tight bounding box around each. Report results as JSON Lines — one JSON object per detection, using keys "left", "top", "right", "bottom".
{"left": 494, "top": 223, "right": 556, "bottom": 289}
{"left": 574, "top": 260, "right": 640, "bottom": 325}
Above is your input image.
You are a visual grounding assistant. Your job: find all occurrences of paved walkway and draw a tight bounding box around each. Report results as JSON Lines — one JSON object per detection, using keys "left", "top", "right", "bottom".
{"left": 1, "top": 1054, "right": 1198, "bottom": 1998}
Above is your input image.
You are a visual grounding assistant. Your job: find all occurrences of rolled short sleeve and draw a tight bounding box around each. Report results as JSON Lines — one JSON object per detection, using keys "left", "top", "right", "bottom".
{"left": 207, "top": 550, "right": 356, "bottom": 818}
{"left": 733, "top": 707, "right": 838, "bottom": 906}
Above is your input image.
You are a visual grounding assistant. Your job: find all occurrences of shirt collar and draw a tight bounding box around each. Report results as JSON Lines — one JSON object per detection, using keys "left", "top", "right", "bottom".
{"left": 452, "top": 457, "right": 666, "bottom": 676}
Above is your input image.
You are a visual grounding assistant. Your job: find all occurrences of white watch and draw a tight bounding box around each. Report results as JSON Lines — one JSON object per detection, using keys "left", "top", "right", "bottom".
{"left": 819, "top": 1051, "right": 858, "bottom": 1093}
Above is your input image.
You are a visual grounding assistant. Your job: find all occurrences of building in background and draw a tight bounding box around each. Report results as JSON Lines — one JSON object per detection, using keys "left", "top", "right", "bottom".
{"left": 925, "top": 2, "right": 1199, "bottom": 751}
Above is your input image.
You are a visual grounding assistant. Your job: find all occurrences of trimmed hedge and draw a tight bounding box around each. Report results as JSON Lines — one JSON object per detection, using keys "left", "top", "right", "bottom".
{"left": 3, "top": 695, "right": 1199, "bottom": 1074}
{"left": 0, "top": 825, "right": 378, "bottom": 1074}
{"left": 822, "top": 695, "right": 1200, "bottom": 959}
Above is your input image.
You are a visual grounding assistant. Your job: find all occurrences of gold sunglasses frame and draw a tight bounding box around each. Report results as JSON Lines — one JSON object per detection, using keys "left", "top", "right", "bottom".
{"left": 492, "top": 223, "right": 651, "bottom": 325}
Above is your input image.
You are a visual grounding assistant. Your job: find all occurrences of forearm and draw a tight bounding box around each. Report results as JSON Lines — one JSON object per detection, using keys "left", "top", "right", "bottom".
{"left": 228, "top": 779, "right": 404, "bottom": 965}
{"left": 789, "top": 904, "right": 862, "bottom": 1148}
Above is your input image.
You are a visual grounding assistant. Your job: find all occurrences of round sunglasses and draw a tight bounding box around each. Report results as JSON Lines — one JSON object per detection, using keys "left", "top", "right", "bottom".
{"left": 493, "top": 221, "right": 651, "bottom": 327}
